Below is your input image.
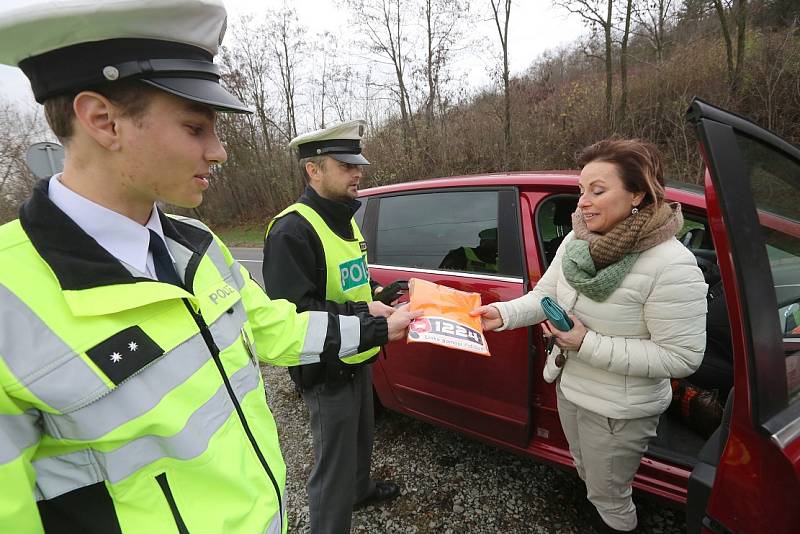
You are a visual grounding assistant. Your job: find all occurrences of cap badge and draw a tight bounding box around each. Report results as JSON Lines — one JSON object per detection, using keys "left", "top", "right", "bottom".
{"left": 102, "top": 66, "right": 119, "bottom": 81}
{"left": 316, "top": 148, "right": 322, "bottom": 154}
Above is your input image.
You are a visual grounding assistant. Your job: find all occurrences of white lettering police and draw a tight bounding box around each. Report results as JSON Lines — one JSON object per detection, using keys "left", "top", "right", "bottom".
{"left": 339, "top": 257, "right": 369, "bottom": 291}
{"left": 342, "top": 263, "right": 365, "bottom": 284}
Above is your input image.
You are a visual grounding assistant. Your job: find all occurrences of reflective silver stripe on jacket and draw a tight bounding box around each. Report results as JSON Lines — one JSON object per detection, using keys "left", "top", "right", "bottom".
{"left": 338, "top": 315, "right": 361, "bottom": 358}
{"left": 0, "top": 411, "right": 41, "bottom": 464}
{"left": 209, "top": 298, "right": 248, "bottom": 350}
{"left": 230, "top": 261, "right": 246, "bottom": 291}
{"left": 34, "top": 362, "right": 261, "bottom": 499}
{"left": 299, "top": 311, "right": 328, "bottom": 365}
{"left": 204, "top": 238, "right": 232, "bottom": 280}
{"left": 34, "top": 448, "right": 103, "bottom": 500}
{"left": 0, "top": 285, "right": 108, "bottom": 412}
{"left": 36, "top": 299, "right": 245, "bottom": 441}
{"left": 266, "top": 509, "right": 282, "bottom": 534}
{"left": 203, "top": 239, "right": 249, "bottom": 301}
{"left": 171, "top": 217, "right": 235, "bottom": 286}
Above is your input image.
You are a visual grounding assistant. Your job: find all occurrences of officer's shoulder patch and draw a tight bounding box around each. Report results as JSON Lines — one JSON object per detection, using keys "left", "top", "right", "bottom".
{"left": 85, "top": 326, "right": 164, "bottom": 385}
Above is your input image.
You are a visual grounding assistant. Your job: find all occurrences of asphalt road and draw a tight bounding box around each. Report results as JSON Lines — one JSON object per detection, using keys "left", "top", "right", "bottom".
{"left": 231, "top": 247, "right": 265, "bottom": 287}
{"left": 232, "top": 248, "right": 686, "bottom": 533}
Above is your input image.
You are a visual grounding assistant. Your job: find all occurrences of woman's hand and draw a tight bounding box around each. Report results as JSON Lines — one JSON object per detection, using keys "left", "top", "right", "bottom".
{"left": 470, "top": 305, "right": 504, "bottom": 331}
{"left": 541, "top": 314, "right": 587, "bottom": 352}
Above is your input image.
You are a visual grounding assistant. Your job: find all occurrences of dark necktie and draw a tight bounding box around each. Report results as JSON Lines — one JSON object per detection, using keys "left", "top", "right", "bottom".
{"left": 148, "top": 229, "right": 182, "bottom": 287}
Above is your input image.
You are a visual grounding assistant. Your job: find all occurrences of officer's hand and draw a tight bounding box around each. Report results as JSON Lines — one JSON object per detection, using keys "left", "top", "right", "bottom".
{"left": 386, "top": 304, "right": 424, "bottom": 341}
{"left": 368, "top": 300, "right": 395, "bottom": 318}
{"left": 469, "top": 305, "right": 504, "bottom": 331}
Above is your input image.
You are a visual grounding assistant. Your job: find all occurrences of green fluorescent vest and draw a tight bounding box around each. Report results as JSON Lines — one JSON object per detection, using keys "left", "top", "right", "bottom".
{"left": 463, "top": 246, "right": 497, "bottom": 272}
{"left": 0, "top": 214, "right": 297, "bottom": 534}
{"left": 269, "top": 202, "right": 379, "bottom": 364}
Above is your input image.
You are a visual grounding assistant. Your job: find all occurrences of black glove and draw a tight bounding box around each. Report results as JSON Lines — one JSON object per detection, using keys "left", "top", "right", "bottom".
{"left": 374, "top": 281, "right": 404, "bottom": 304}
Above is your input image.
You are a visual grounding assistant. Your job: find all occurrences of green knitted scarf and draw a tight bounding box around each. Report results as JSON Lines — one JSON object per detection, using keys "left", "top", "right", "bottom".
{"left": 561, "top": 202, "right": 683, "bottom": 302}
{"left": 561, "top": 240, "right": 638, "bottom": 302}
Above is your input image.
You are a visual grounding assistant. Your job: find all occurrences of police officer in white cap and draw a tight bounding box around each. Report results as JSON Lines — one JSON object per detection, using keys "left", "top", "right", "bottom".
{"left": 0, "top": 2, "right": 418, "bottom": 533}
{"left": 263, "top": 121, "right": 405, "bottom": 534}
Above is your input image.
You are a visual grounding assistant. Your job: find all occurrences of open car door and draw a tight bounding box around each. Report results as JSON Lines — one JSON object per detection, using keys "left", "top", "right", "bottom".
{"left": 686, "top": 99, "right": 800, "bottom": 533}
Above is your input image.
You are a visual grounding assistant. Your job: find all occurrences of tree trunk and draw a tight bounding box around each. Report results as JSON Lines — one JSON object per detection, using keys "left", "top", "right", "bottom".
{"left": 733, "top": 0, "right": 748, "bottom": 94}
{"left": 604, "top": 0, "right": 613, "bottom": 127}
{"left": 712, "top": 0, "right": 736, "bottom": 93}
{"left": 619, "top": 0, "right": 633, "bottom": 125}
{"left": 386, "top": 0, "right": 414, "bottom": 159}
{"left": 490, "top": 0, "right": 512, "bottom": 160}
{"left": 425, "top": 0, "right": 435, "bottom": 131}
{"left": 282, "top": 35, "right": 297, "bottom": 139}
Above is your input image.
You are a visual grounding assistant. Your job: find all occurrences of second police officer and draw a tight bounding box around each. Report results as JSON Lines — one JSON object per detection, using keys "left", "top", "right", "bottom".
{"left": 263, "top": 121, "right": 402, "bottom": 534}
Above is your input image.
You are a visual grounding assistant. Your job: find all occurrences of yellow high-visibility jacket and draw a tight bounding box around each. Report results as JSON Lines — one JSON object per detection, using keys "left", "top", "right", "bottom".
{"left": 269, "top": 202, "right": 379, "bottom": 364}
{"left": 0, "top": 181, "right": 368, "bottom": 533}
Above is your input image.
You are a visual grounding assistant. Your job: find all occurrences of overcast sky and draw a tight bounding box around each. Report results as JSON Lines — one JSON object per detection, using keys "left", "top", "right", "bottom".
{"left": 0, "top": 0, "right": 586, "bottom": 112}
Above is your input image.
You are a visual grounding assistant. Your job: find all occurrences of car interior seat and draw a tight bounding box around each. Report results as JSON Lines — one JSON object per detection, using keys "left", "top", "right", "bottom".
{"left": 687, "top": 248, "right": 734, "bottom": 400}
{"left": 543, "top": 198, "right": 577, "bottom": 265}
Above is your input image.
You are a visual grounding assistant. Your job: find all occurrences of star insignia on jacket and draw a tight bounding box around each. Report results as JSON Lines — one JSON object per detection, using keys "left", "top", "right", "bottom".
{"left": 128, "top": 341, "right": 138, "bottom": 352}
{"left": 110, "top": 352, "right": 123, "bottom": 363}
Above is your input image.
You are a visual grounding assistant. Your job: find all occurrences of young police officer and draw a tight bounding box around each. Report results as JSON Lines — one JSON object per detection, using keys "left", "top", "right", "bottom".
{"left": 263, "top": 121, "right": 401, "bottom": 534}
{"left": 0, "top": 2, "right": 418, "bottom": 532}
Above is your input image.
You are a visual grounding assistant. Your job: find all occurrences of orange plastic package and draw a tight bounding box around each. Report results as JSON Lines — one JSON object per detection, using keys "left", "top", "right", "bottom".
{"left": 406, "top": 278, "right": 491, "bottom": 356}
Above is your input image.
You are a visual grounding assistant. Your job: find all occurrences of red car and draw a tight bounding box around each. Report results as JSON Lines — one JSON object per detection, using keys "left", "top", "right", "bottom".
{"left": 355, "top": 99, "right": 800, "bottom": 533}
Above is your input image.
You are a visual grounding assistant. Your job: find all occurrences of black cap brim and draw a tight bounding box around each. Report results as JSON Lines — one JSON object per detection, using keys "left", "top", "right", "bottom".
{"left": 329, "top": 153, "right": 370, "bottom": 165}
{"left": 142, "top": 77, "right": 252, "bottom": 114}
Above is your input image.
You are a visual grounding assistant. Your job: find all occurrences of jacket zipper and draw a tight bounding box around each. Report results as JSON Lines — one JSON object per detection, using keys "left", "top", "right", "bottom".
{"left": 182, "top": 299, "right": 283, "bottom": 517}
{"left": 156, "top": 472, "right": 190, "bottom": 534}
{"left": 68, "top": 355, "right": 164, "bottom": 412}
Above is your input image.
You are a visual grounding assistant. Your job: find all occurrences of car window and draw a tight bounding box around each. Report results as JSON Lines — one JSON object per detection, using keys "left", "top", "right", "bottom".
{"left": 374, "top": 191, "right": 501, "bottom": 274}
{"left": 354, "top": 201, "right": 366, "bottom": 229}
{"left": 536, "top": 195, "right": 577, "bottom": 268}
{"left": 535, "top": 195, "right": 717, "bottom": 270}
{"left": 735, "top": 133, "right": 800, "bottom": 403}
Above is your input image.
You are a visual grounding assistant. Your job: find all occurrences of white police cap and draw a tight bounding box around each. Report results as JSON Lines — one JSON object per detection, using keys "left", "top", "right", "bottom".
{"left": 289, "top": 120, "right": 370, "bottom": 165}
{"left": 0, "top": 0, "right": 251, "bottom": 113}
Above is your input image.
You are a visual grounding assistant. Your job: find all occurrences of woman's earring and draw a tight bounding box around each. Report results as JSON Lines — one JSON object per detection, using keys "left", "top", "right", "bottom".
{"left": 631, "top": 206, "right": 639, "bottom": 215}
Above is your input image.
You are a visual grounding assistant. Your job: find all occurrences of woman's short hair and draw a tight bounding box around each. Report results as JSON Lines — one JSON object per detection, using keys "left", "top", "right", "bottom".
{"left": 576, "top": 138, "right": 666, "bottom": 206}
{"left": 43, "top": 80, "right": 159, "bottom": 142}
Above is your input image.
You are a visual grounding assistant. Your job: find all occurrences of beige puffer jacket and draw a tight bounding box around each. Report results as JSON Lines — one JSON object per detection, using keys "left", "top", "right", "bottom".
{"left": 493, "top": 232, "right": 708, "bottom": 419}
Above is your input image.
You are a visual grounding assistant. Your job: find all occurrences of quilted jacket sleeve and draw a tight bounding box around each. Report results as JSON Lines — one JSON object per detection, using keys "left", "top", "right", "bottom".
{"left": 493, "top": 233, "right": 573, "bottom": 331}
{"left": 575, "top": 258, "right": 708, "bottom": 379}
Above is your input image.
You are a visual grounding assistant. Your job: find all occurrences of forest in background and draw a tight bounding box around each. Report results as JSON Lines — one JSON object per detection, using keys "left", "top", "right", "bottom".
{"left": 1, "top": 0, "right": 799, "bottom": 228}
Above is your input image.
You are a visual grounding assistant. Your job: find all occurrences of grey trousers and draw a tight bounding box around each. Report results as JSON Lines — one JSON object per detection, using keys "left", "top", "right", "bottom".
{"left": 556, "top": 381, "right": 660, "bottom": 531}
{"left": 302, "top": 364, "right": 376, "bottom": 534}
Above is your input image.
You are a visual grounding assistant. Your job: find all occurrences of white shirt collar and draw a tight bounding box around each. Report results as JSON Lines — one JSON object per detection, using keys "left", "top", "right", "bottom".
{"left": 48, "top": 174, "right": 166, "bottom": 276}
